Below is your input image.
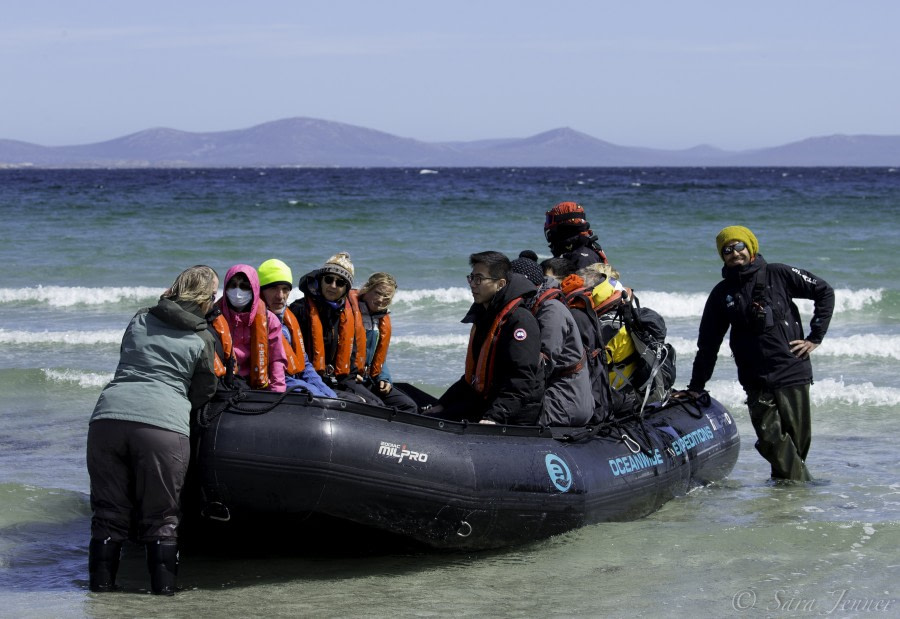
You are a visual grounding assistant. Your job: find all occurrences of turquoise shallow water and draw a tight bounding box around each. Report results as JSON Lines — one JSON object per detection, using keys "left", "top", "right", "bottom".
{"left": 1, "top": 167, "right": 898, "bottom": 616}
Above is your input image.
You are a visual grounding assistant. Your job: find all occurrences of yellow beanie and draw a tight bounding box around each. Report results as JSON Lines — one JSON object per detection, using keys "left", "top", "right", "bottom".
{"left": 258, "top": 258, "right": 293, "bottom": 289}
{"left": 716, "top": 226, "right": 759, "bottom": 257}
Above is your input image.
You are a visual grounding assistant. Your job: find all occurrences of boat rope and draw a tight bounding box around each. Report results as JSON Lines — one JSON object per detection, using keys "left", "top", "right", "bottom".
{"left": 197, "top": 388, "right": 314, "bottom": 427}
{"left": 667, "top": 390, "right": 710, "bottom": 419}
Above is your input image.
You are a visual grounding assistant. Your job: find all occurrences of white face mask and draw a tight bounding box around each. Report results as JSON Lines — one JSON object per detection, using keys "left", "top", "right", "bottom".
{"left": 226, "top": 287, "right": 252, "bottom": 309}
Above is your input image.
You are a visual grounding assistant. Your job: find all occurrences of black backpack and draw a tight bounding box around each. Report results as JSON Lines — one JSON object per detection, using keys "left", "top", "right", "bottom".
{"left": 606, "top": 293, "right": 677, "bottom": 415}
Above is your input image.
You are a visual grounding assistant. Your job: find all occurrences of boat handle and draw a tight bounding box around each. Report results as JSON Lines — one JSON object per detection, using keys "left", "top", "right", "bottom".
{"left": 456, "top": 521, "right": 473, "bottom": 537}
{"left": 201, "top": 502, "right": 231, "bottom": 522}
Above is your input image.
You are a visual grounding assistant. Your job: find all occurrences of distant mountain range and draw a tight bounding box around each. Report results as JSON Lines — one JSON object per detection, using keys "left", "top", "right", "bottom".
{"left": 1, "top": 117, "right": 898, "bottom": 168}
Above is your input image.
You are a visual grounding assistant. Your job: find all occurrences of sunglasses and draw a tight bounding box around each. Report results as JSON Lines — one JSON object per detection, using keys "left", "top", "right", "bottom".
{"left": 722, "top": 241, "right": 746, "bottom": 256}
{"left": 323, "top": 274, "right": 348, "bottom": 287}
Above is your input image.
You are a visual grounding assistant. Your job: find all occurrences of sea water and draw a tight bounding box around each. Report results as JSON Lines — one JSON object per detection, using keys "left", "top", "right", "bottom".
{"left": 1, "top": 167, "right": 898, "bottom": 617}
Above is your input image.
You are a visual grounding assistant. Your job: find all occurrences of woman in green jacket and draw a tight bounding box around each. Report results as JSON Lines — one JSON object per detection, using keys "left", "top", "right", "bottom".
{"left": 87, "top": 265, "right": 219, "bottom": 595}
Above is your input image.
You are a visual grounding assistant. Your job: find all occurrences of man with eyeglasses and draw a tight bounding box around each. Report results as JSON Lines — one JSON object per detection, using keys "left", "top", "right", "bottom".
{"left": 427, "top": 251, "right": 544, "bottom": 425}
{"left": 677, "top": 226, "right": 834, "bottom": 481}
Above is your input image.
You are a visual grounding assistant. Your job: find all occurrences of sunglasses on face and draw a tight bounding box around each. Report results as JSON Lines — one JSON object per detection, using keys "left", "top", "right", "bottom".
{"left": 323, "top": 274, "right": 348, "bottom": 287}
{"left": 722, "top": 241, "right": 747, "bottom": 256}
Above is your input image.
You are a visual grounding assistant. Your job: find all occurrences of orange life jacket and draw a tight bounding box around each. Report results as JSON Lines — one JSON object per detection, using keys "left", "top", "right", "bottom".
{"left": 593, "top": 287, "right": 634, "bottom": 318}
{"left": 279, "top": 307, "right": 307, "bottom": 376}
{"left": 366, "top": 313, "right": 392, "bottom": 380}
{"left": 531, "top": 287, "right": 565, "bottom": 313}
{"left": 350, "top": 290, "right": 393, "bottom": 379}
{"left": 211, "top": 314, "right": 233, "bottom": 378}
{"left": 307, "top": 295, "right": 365, "bottom": 377}
{"left": 211, "top": 309, "right": 271, "bottom": 389}
{"left": 368, "top": 312, "right": 391, "bottom": 378}
{"left": 562, "top": 281, "right": 605, "bottom": 367}
{"left": 464, "top": 297, "right": 523, "bottom": 397}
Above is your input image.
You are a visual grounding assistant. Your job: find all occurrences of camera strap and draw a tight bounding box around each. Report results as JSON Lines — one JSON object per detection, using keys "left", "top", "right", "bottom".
{"left": 751, "top": 263, "right": 768, "bottom": 308}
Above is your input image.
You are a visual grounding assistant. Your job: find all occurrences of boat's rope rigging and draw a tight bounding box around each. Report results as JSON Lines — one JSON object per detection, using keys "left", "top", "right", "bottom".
{"left": 196, "top": 387, "right": 314, "bottom": 427}
{"left": 668, "top": 390, "right": 710, "bottom": 419}
{"left": 555, "top": 390, "right": 709, "bottom": 446}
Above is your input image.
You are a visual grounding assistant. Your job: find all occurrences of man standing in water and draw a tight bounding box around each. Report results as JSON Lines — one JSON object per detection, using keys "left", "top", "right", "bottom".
{"left": 677, "top": 226, "right": 834, "bottom": 481}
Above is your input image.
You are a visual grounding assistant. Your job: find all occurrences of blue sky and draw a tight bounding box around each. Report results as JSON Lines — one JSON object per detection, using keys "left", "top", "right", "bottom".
{"left": 3, "top": 1, "right": 898, "bottom": 150}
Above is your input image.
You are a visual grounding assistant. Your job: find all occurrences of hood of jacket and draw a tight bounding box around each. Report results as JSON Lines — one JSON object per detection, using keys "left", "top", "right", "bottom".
{"left": 299, "top": 268, "right": 348, "bottom": 310}
{"left": 462, "top": 272, "right": 537, "bottom": 324}
{"left": 220, "top": 263, "right": 262, "bottom": 325}
{"left": 149, "top": 297, "right": 208, "bottom": 331}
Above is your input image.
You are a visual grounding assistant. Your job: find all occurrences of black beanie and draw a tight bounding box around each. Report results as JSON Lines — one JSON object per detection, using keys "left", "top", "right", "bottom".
{"left": 510, "top": 257, "right": 544, "bottom": 287}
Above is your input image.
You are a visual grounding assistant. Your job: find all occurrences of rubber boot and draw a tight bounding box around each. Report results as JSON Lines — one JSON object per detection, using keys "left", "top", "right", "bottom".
{"left": 146, "top": 539, "right": 179, "bottom": 595}
{"left": 88, "top": 538, "right": 122, "bottom": 592}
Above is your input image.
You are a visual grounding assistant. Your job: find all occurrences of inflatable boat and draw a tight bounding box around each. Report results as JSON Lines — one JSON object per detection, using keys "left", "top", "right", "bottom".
{"left": 190, "top": 386, "right": 739, "bottom": 550}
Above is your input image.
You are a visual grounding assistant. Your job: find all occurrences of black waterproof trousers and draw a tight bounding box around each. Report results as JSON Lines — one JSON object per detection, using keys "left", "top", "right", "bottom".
{"left": 746, "top": 384, "right": 813, "bottom": 481}
{"left": 87, "top": 419, "right": 190, "bottom": 542}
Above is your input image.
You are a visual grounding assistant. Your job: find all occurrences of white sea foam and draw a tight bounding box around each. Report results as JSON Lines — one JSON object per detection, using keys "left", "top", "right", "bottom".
{"left": 42, "top": 369, "right": 112, "bottom": 389}
{"left": 394, "top": 287, "right": 473, "bottom": 305}
{"left": 810, "top": 378, "right": 900, "bottom": 407}
{"left": 668, "top": 334, "right": 900, "bottom": 361}
{"left": 636, "top": 291, "right": 710, "bottom": 318}
{"left": 0, "top": 285, "right": 883, "bottom": 315}
{"left": 800, "top": 288, "right": 882, "bottom": 314}
{"left": 639, "top": 287, "right": 881, "bottom": 319}
{"left": 391, "top": 334, "right": 468, "bottom": 348}
{"left": 703, "top": 377, "right": 900, "bottom": 409}
{"left": 0, "top": 285, "right": 163, "bottom": 307}
{"left": 816, "top": 334, "right": 900, "bottom": 360}
{"left": 0, "top": 329, "right": 123, "bottom": 345}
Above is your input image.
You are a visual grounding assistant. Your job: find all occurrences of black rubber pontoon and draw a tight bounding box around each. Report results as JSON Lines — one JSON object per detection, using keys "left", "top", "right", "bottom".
{"left": 191, "top": 386, "right": 739, "bottom": 550}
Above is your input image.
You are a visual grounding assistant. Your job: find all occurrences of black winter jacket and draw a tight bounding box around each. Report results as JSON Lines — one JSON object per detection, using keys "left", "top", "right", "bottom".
{"left": 688, "top": 255, "right": 834, "bottom": 392}
{"left": 439, "top": 273, "right": 544, "bottom": 425}
{"left": 552, "top": 235, "right": 605, "bottom": 272}
{"left": 288, "top": 271, "right": 362, "bottom": 386}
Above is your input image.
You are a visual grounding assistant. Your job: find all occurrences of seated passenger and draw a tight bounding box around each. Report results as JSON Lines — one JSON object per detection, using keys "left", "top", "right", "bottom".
{"left": 559, "top": 271, "right": 614, "bottom": 423}
{"left": 353, "top": 272, "right": 418, "bottom": 414}
{"left": 541, "top": 256, "right": 575, "bottom": 282}
{"left": 213, "top": 264, "right": 286, "bottom": 392}
{"left": 510, "top": 255, "right": 593, "bottom": 427}
{"left": 428, "top": 251, "right": 544, "bottom": 425}
{"left": 288, "top": 252, "right": 384, "bottom": 405}
{"left": 257, "top": 258, "right": 337, "bottom": 397}
{"left": 578, "top": 262, "right": 620, "bottom": 289}
{"left": 544, "top": 202, "right": 609, "bottom": 271}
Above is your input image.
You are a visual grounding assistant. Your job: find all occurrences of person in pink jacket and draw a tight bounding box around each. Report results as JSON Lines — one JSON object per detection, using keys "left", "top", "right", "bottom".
{"left": 217, "top": 264, "right": 287, "bottom": 392}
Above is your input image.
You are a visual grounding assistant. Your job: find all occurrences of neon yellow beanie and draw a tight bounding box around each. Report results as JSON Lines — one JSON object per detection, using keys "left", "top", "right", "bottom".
{"left": 258, "top": 258, "right": 293, "bottom": 289}
{"left": 716, "top": 226, "right": 759, "bottom": 257}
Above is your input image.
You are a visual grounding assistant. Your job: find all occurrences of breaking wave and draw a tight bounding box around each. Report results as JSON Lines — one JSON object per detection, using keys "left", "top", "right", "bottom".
{"left": 0, "top": 285, "right": 885, "bottom": 316}
{"left": 41, "top": 369, "right": 112, "bottom": 389}
{"left": 0, "top": 285, "right": 163, "bottom": 307}
{"left": 667, "top": 334, "right": 900, "bottom": 361}
{"left": 702, "top": 377, "right": 900, "bottom": 410}
{"left": 0, "top": 329, "right": 123, "bottom": 346}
